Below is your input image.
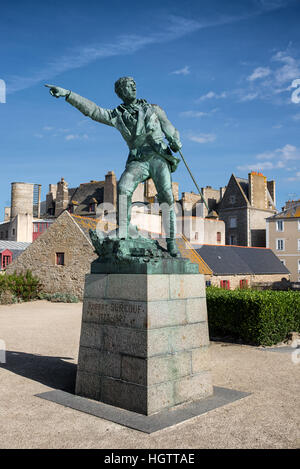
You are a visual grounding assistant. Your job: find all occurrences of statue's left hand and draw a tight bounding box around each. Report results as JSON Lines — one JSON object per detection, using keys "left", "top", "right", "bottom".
{"left": 45, "top": 84, "right": 70, "bottom": 98}
{"left": 169, "top": 140, "right": 182, "bottom": 153}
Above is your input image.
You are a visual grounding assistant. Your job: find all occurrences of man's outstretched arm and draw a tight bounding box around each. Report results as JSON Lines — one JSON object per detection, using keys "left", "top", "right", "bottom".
{"left": 45, "top": 84, "right": 115, "bottom": 126}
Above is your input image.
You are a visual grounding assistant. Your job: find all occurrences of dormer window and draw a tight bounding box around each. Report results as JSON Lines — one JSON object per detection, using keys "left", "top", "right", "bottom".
{"left": 89, "top": 203, "right": 96, "bottom": 212}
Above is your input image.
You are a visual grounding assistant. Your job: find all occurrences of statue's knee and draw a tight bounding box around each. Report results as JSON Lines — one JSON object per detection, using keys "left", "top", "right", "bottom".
{"left": 158, "top": 191, "right": 174, "bottom": 206}
{"left": 118, "top": 183, "right": 132, "bottom": 197}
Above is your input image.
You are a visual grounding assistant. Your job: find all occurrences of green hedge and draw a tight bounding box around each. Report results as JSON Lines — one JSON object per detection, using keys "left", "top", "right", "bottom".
{"left": 206, "top": 287, "right": 300, "bottom": 346}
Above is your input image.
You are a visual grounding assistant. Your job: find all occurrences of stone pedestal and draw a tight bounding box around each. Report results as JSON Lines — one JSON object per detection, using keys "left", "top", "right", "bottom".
{"left": 75, "top": 273, "right": 213, "bottom": 415}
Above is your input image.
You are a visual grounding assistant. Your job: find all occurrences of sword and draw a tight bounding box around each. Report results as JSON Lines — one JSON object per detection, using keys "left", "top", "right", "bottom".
{"left": 178, "top": 149, "right": 210, "bottom": 213}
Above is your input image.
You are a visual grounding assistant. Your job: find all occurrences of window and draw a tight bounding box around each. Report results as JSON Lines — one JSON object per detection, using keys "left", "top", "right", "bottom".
{"left": 2, "top": 255, "right": 11, "bottom": 268}
{"left": 12, "top": 228, "right": 15, "bottom": 236}
{"left": 33, "top": 224, "right": 38, "bottom": 233}
{"left": 195, "top": 232, "right": 198, "bottom": 241}
{"left": 240, "top": 279, "right": 248, "bottom": 289}
{"left": 298, "top": 260, "right": 300, "bottom": 274}
{"left": 229, "top": 217, "right": 237, "bottom": 228}
{"left": 280, "top": 259, "right": 286, "bottom": 266}
{"left": 56, "top": 252, "right": 65, "bottom": 266}
{"left": 298, "top": 239, "right": 300, "bottom": 251}
{"left": 217, "top": 232, "right": 221, "bottom": 243}
{"left": 298, "top": 220, "right": 300, "bottom": 231}
{"left": 276, "top": 220, "right": 284, "bottom": 232}
{"left": 220, "top": 280, "right": 230, "bottom": 290}
{"left": 229, "top": 195, "right": 236, "bottom": 204}
{"left": 206, "top": 280, "right": 211, "bottom": 287}
{"left": 276, "top": 239, "right": 284, "bottom": 251}
{"left": 89, "top": 203, "right": 96, "bottom": 212}
{"left": 5, "top": 231, "right": 8, "bottom": 239}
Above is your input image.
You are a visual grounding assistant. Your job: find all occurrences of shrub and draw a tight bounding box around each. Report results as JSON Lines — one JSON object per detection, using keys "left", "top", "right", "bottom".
{"left": 0, "top": 290, "right": 17, "bottom": 305}
{"left": 38, "top": 292, "right": 79, "bottom": 303}
{"left": 206, "top": 287, "right": 300, "bottom": 346}
{"left": 0, "top": 270, "right": 41, "bottom": 302}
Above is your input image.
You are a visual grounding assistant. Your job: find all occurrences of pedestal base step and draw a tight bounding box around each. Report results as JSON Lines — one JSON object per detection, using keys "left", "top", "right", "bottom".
{"left": 36, "top": 386, "right": 250, "bottom": 434}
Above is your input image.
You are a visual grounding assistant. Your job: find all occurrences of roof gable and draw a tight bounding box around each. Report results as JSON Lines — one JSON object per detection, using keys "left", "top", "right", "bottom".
{"left": 219, "top": 174, "right": 249, "bottom": 210}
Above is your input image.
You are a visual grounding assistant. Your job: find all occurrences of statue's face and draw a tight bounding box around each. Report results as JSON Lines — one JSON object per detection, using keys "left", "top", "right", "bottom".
{"left": 120, "top": 79, "right": 136, "bottom": 103}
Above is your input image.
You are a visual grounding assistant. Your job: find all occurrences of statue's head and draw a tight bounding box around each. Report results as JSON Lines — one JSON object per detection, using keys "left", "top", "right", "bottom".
{"left": 114, "top": 76, "right": 136, "bottom": 103}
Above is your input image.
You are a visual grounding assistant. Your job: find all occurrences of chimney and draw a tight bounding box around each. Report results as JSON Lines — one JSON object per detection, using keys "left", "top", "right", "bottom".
{"left": 104, "top": 171, "right": 117, "bottom": 209}
{"left": 55, "top": 178, "right": 69, "bottom": 217}
{"left": 4, "top": 207, "right": 11, "bottom": 222}
{"left": 248, "top": 172, "right": 267, "bottom": 209}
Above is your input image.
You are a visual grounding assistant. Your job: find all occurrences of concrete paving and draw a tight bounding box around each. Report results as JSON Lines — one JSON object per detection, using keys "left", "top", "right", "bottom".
{"left": 0, "top": 300, "right": 299, "bottom": 449}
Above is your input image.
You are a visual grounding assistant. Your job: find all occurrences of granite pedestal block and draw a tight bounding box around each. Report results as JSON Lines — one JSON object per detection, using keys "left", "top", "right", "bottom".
{"left": 75, "top": 273, "right": 213, "bottom": 415}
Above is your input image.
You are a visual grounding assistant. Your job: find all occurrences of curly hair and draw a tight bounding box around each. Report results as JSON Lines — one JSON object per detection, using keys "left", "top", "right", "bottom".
{"left": 114, "top": 76, "right": 136, "bottom": 99}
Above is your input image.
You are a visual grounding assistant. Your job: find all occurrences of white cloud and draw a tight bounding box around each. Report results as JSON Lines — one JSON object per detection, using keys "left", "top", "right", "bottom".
{"left": 43, "top": 126, "right": 54, "bottom": 131}
{"left": 272, "top": 51, "right": 300, "bottom": 85}
{"left": 247, "top": 67, "right": 271, "bottom": 81}
{"left": 238, "top": 143, "right": 300, "bottom": 172}
{"left": 239, "top": 92, "right": 259, "bottom": 102}
{"left": 171, "top": 65, "right": 190, "bottom": 76}
{"left": 65, "top": 133, "right": 88, "bottom": 141}
{"left": 6, "top": 3, "right": 293, "bottom": 95}
{"left": 187, "top": 133, "right": 216, "bottom": 143}
{"left": 196, "top": 91, "right": 227, "bottom": 102}
{"left": 287, "top": 171, "right": 300, "bottom": 181}
{"left": 237, "top": 161, "right": 275, "bottom": 171}
{"left": 179, "top": 109, "right": 217, "bottom": 118}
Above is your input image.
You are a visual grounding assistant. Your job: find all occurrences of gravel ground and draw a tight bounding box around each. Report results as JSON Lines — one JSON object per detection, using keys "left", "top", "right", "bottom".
{"left": 0, "top": 300, "right": 299, "bottom": 449}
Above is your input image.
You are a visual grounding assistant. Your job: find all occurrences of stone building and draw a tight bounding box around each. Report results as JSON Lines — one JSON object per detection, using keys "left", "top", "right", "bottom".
{"left": 2, "top": 170, "right": 225, "bottom": 246}
{"left": 5, "top": 211, "right": 97, "bottom": 298}
{"left": 217, "top": 172, "right": 276, "bottom": 247}
{"left": 0, "top": 182, "right": 45, "bottom": 243}
{"left": 267, "top": 199, "right": 300, "bottom": 282}
{"left": 195, "top": 244, "right": 290, "bottom": 289}
{"left": 180, "top": 172, "right": 277, "bottom": 247}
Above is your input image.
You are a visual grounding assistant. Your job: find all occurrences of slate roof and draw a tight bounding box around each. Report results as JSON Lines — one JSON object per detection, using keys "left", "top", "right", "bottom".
{"left": 69, "top": 181, "right": 105, "bottom": 215}
{"left": 235, "top": 177, "right": 249, "bottom": 201}
{"left": 268, "top": 202, "right": 300, "bottom": 219}
{"left": 0, "top": 241, "right": 31, "bottom": 252}
{"left": 194, "top": 244, "right": 290, "bottom": 275}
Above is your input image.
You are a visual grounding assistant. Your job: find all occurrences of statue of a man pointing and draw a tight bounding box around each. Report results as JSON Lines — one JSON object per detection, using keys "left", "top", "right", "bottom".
{"left": 45, "top": 77, "right": 182, "bottom": 257}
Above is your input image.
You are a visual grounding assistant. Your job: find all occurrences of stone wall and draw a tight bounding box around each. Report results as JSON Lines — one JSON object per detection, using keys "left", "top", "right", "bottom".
{"left": 6, "top": 211, "right": 97, "bottom": 299}
{"left": 206, "top": 273, "right": 290, "bottom": 289}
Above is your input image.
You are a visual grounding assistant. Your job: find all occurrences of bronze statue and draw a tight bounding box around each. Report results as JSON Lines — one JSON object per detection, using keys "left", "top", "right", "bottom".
{"left": 45, "top": 77, "right": 182, "bottom": 257}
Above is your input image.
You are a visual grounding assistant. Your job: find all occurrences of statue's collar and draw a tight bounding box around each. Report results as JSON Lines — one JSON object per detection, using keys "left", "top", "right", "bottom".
{"left": 119, "top": 99, "right": 148, "bottom": 112}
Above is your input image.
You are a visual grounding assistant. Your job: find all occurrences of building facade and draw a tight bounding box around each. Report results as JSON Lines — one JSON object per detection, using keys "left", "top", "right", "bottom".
{"left": 218, "top": 172, "right": 276, "bottom": 247}
{"left": 267, "top": 200, "right": 300, "bottom": 282}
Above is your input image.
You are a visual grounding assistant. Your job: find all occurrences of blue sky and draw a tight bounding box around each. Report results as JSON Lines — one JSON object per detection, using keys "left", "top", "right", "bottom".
{"left": 1, "top": 0, "right": 300, "bottom": 212}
